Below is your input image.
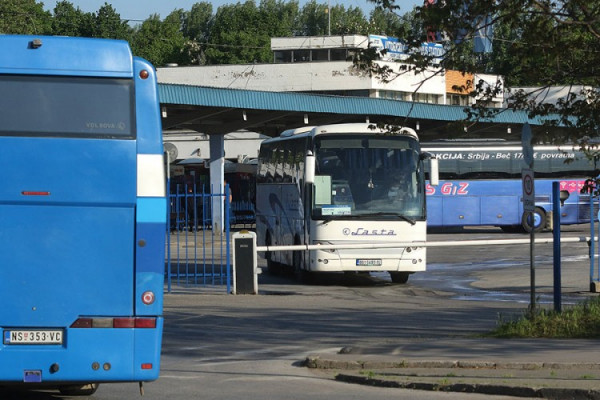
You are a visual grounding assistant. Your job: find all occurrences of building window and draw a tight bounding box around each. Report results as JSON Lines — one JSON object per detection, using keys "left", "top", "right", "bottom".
{"left": 274, "top": 50, "right": 292, "bottom": 63}
{"left": 379, "top": 90, "right": 411, "bottom": 101}
{"left": 449, "top": 94, "right": 470, "bottom": 106}
{"left": 293, "top": 50, "right": 310, "bottom": 62}
{"left": 312, "top": 49, "right": 329, "bottom": 61}
{"left": 330, "top": 48, "right": 349, "bottom": 61}
{"left": 414, "top": 93, "right": 440, "bottom": 104}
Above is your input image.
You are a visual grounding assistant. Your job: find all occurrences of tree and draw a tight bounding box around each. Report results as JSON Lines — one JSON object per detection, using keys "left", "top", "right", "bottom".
{"left": 368, "top": 6, "right": 412, "bottom": 37}
{"left": 365, "top": 0, "right": 600, "bottom": 145}
{"left": 0, "top": 0, "right": 51, "bottom": 35}
{"left": 93, "top": 2, "right": 131, "bottom": 40}
{"left": 52, "top": 1, "right": 94, "bottom": 37}
{"left": 130, "top": 11, "right": 188, "bottom": 67}
{"left": 258, "top": 0, "right": 300, "bottom": 38}
{"left": 299, "top": 0, "right": 329, "bottom": 35}
{"left": 183, "top": 2, "right": 214, "bottom": 43}
{"left": 204, "top": 1, "right": 270, "bottom": 64}
{"left": 329, "top": 5, "right": 369, "bottom": 35}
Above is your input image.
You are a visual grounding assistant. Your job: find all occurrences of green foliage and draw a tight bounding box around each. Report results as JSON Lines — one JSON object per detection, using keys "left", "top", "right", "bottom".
{"left": 130, "top": 12, "right": 188, "bottom": 67}
{"left": 19, "top": 0, "right": 406, "bottom": 66}
{"left": 368, "top": 7, "right": 417, "bottom": 38}
{"left": 490, "top": 297, "right": 600, "bottom": 338}
{"left": 182, "top": 2, "right": 213, "bottom": 42}
{"left": 93, "top": 2, "right": 132, "bottom": 39}
{"left": 367, "top": 0, "right": 600, "bottom": 141}
{"left": 204, "top": 1, "right": 270, "bottom": 64}
{"left": 329, "top": 5, "right": 369, "bottom": 35}
{"left": 52, "top": 1, "right": 94, "bottom": 37}
{"left": 299, "top": 0, "right": 329, "bottom": 35}
{"left": 0, "top": 0, "right": 52, "bottom": 34}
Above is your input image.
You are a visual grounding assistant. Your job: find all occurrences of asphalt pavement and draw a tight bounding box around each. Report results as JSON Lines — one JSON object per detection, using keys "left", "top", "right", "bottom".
{"left": 306, "top": 338, "right": 600, "bottom": 399}
{"left": 269, "top": 225, "right": 600, "bottom": 399}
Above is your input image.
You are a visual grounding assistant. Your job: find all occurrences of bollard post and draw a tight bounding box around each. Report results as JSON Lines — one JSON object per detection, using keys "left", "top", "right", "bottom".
{"left": 232, "top": 230, "right": 258, "bottom": 295}
{"left": 591, "top": 191, "right": 596, "bottom": 290}
{"left": 552, "top": 182, "right": 562, "bottom": 312}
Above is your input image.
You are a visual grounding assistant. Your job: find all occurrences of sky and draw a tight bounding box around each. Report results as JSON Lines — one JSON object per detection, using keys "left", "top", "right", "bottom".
{"left": 42, "top": 0, "right": 423, "bottom": 22}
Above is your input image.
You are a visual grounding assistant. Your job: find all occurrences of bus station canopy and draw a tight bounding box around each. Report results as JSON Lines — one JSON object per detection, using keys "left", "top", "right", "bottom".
{"left": 158, "top": 83, "right": 566, "bottom": 140}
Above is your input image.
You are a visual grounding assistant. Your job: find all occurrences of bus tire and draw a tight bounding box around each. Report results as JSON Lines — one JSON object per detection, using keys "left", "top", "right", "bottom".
{"left": 521, "top": 207, "right": 546, "bottom": 233}
{"left": 59, "top": 383, "right": 99, "bottom": 396}
{"left": 390, "top": 271, "right": 411, "bottom": 284}
{"left": 293, "top": 237, "right": 313, "bottom": 282}
{"left": 292, "top": 240, "right": 303, "bottom": 274}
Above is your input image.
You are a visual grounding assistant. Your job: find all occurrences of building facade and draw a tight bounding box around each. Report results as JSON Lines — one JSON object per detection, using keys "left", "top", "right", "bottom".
{"left": 157, "top": 34, "right": 504, "bottom": 110}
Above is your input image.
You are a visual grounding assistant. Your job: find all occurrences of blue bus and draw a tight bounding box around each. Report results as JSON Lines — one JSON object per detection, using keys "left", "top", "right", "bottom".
{"left": 423, "top": 140, "right": 598, "bottom": 232}
{"left": 0, "top": 36, "right": 166, "bottom": 394}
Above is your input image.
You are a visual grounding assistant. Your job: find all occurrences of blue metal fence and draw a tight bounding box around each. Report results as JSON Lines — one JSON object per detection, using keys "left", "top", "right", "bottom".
{"left": 165, "top": 182, "right": 231, "bottom": 292}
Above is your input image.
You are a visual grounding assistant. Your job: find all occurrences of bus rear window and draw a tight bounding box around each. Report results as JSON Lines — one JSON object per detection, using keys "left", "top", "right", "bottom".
{"left": 0, "top": 75, "right": 135, "bottom": 138}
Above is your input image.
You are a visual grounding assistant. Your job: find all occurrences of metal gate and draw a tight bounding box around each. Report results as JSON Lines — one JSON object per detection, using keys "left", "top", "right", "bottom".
{"left": 165, "top": 182, "right": 231, "bottom": 292}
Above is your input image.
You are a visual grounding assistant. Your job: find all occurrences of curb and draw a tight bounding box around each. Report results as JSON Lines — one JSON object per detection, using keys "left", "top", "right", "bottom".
{"left": 305, "top": 356, "right": 600, "bottom": 400}
{"left": 305, "top": 355, "right": 600, "bottom": 371}
{"left": 335, "top": 373, "right": 600, "bottom": 400}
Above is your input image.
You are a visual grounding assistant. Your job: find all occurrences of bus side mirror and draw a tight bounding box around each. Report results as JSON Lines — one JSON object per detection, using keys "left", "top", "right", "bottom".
{"left": 429, "top": 158, "right": 439, "bottom": 187}
{"left": 305, "top": 153, "right": 316, "bottom": 184}
{"left": 560, "top": 190, "right": 570, "bottom": 206}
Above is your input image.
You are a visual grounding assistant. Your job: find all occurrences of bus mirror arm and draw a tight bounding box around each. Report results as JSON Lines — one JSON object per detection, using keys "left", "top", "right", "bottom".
{"left": 305, "top": 153, "right": 316, "bottom": 184}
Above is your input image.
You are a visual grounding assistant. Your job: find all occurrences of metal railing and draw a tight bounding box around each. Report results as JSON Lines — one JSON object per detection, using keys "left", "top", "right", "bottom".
{"left": 165, "top": 182, "right": 231, "bottom": 292}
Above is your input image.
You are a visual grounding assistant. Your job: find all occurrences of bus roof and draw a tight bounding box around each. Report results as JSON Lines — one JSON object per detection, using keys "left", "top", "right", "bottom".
{"left": 276, "top": 123, "right": 418, "bottom": 140}
{"left": 0, "top": 35, "right": 134, "bottom": 77}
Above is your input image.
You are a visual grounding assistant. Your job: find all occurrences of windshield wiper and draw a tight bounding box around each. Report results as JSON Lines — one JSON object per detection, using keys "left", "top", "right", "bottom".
{"left": 362, "top": 212, "right": 417, "bottom": 225}
{"left": 321, "top": 214, "right": 364, "bottom": 224}
{"left": 320, "top": 212, "right": 416, "bottom": 225}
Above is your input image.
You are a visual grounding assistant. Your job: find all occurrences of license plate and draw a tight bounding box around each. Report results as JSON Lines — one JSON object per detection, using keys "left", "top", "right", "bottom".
{"left": 4, "top": 330, "right": 63, "bottom": 345}
{"left": 356, "top": 259, "right": 382, "bottom": 266}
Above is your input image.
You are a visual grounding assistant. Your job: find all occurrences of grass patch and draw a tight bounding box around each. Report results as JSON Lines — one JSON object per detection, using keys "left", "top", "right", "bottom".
{"left": 489, "top": 296, "right": 600, "bottom": 338}
{"left": 360, "top": 370, "right": 376, "bottom": 379}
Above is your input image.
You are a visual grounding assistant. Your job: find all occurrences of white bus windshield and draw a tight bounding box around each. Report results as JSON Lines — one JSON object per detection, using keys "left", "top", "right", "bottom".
{"left": 312, "top": 135, "right": 425, "bottom": 220}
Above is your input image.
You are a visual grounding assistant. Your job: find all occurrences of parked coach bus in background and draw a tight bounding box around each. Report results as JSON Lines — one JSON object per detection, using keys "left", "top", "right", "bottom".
{"left": 0, "top": 36, "right": 166, "bottom": 395}
{"left": 255, "top": 123, "right": 439, "bottom": 284}
{"left": 423, "top": 140, "right": 598, "bottom": 232}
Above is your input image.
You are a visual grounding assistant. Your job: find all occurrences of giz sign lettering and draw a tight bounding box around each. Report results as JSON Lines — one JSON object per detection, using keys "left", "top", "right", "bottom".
{"left": 426, "top": 182, "right": 469, "bottom": 196}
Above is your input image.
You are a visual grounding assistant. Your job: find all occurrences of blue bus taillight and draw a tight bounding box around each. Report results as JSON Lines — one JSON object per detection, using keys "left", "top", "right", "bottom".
{"left": 70, "top": 317, "right": 157, "bottom": 328}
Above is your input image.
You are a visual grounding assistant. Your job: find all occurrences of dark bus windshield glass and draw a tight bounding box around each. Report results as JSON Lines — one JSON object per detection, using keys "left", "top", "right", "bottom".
{"left": 0, "top": 75, "right": 135, "bottom": 138}
{"left": 313, "top": 134, "right": 425, "bottom": 220}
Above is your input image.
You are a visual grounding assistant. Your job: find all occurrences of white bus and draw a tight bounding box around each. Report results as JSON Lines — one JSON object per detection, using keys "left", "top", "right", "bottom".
{"left": 255, "top": 123, "right": 438, "bottom": 283}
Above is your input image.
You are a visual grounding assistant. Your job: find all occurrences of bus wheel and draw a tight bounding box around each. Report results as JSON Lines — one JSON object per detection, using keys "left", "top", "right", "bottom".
{"left": 390, "top": 272, "right": 411, "bottom": 284}
{"left": 59, "top": 383, "right": 99, "bottom": 396}
{"left": 293, "top": 238, "right": 312, "bottom": 282}
{"left": 521, "top": 208, "right": 546, "bottom": 233}
{"left": 292, "top": 246, "right": 302, "bottom": 274}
